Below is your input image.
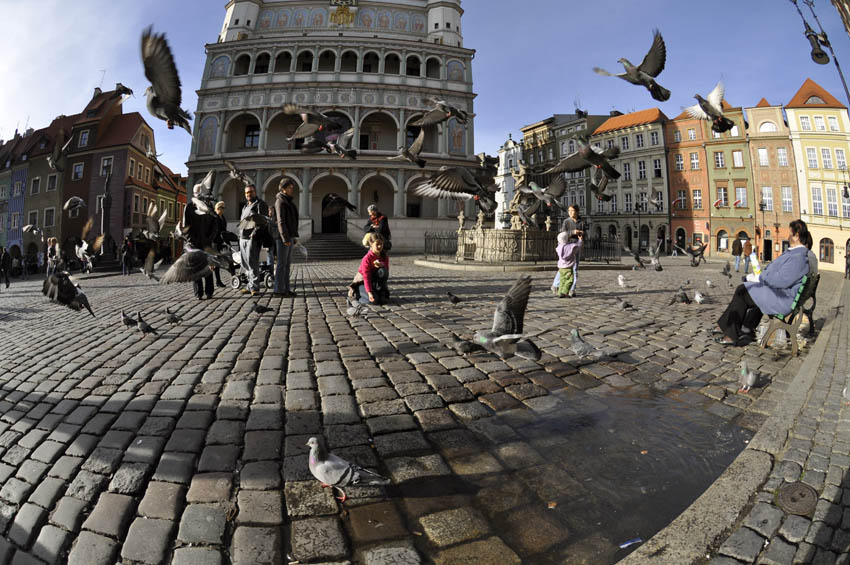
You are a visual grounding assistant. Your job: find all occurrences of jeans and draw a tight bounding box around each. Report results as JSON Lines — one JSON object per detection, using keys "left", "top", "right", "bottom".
{"left": 122, "top": 259, "right": 131, "bottom": 276}
{"left": 274, "top": 239, "right": 292, "bottom": 293}
{"left": 734, "top": 255, "right": 741, "bottom": 272}
{"left": 743, "top": 256, "right": 751, "bottom": 274}
{"left": 239, "top": 237, "right": 262, "bottom": 291}
{"left": 0, "top": 269, "right": 8, "bottom": 288}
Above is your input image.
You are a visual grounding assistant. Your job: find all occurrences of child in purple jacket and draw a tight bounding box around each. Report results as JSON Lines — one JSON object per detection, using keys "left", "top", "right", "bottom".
{"left": 556, "top": 231, "right": 583, "bottom": 298}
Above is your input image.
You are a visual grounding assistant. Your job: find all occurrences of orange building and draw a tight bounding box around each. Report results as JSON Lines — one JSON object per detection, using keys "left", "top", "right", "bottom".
{"left": 665, "top": 111, "right": 711, "bottom": 253}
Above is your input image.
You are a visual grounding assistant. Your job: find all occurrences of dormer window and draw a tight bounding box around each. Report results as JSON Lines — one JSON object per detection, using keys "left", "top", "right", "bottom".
{"left": 79, "top": 130, "right": 90, "bottom": 147}
{"left": 86, "top": 109, "right": 97, "bottom": 118}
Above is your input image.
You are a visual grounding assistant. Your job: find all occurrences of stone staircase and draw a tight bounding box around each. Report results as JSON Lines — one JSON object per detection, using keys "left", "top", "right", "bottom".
{"left": 296, "top": 233, "right": 365, "bottom": 262}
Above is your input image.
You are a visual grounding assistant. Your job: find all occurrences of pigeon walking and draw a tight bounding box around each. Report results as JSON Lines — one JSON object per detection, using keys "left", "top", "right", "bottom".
{"left": 141, "top": 27, "right": 193, "bottom": 133}
{"left": 669, "top": 286, "right": 691, "bottom": 305}
{"left": 120, "top": 310, "right": 138, "bottom": 328}
{"left": 471, "top": 275, "right": 543, "bottom": 361}
{"left": 616, "top": 297, "right": 633, "bottom": 310}
{"left": 617, "top": 274, "right": 627, "bottom": 288}
{"left": 307, "top": 436, "right": 389, "bottom": 502}
{"left": 738, "top": 360, "right": 757, "bottom": 393}
{"left": 684, "top": 80, "right": 735, "bottom": 134}
{"left": 570, "top": 328, "right": 601, "bottom": 359}
{"left": 136, "top": 312, "right": 158, "bottom": 336}
{"left": 706, "top": 280, "right": 714, "bottom": 288}
{"left": 165, "top": 307, "right": 182, "bottom": 324}
{"left": 593, "top": 29, "right": 671, "bottom": 101}
{"left": 446, "top": 292, "right": 462, "bottom": 306}
{"left": 694, "top": 291, "right": 707, "bottom": 304}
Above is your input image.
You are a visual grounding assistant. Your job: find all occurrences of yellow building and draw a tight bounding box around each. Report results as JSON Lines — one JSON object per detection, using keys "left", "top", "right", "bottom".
{"left": 785, "top": 78, "right": 850, "bottom": 272}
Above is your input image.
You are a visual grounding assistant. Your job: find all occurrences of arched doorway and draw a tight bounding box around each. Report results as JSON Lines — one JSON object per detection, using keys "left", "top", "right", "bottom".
{"left": 639, "top": 225, "right": 649, "bottom": 252}
{"left": 359, "top": 175, "right": 395, "bottom": 221}
{"left": 218, "top": 178, "right": 246, "bottom": 223}
{"left": 656, "top": 226, "right": 666, "bottom": 253}
{"left": 675, "top": 227, "right": 686, "bottom": 249}
{"left": 359, "top": 112, "right": 398, "bottom": 151}
{"left": 608, "top": 224, "right": 617, "bottom": 239}
{"left": 311, "top": 175, "right": 349, "bottom": 234}
{"left": 594, "top": 225, "right": 602, "bottom": 240}
{"left": 717, "top": 230, "right": 729, "bottom": 252}
{"left": 625, "top": 226, "right": 633, "bottom": 250}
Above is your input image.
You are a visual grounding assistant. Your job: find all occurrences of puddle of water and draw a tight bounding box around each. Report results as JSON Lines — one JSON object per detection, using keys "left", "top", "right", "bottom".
{"left": 485, "top": 388, "right": 752, "bottom": 563}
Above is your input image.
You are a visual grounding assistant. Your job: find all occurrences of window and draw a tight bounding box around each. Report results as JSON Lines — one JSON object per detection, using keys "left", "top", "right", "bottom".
{"left": 547, "top": 147, "right": 553, "bottom": 160}
{"left": 79, "top": 130, "right": 89, "bottom": 147}
{"left": 653, "top": 159, "right": 662, "bottom": 178}
{"left": 635, "top": 133, "right": 644, "bottom": 148}
{"left": 693, "top": 189, "right": 703, "bottom": 209}
{"left": 718, "top": 187, "right": 728, "bottom": 207}
{"left": 693, "top": 233, "right": 704, "bottom": 246}
{"left": 677, "top": 190, "right": 687, "bottom": 209}
{"left": 129, "top": 158, "right": 135, "bottom": 178}
{"left": 814, "top": 116, "right": 826, "bottom": 131}
{"left": 821, "top": 148, "right": 833, "bottom": 169}
{"left": 637, "top": 161, "right": 646, "bottom": 180}
{"left": 820, "top": 238, "right": 834, "bottom": 263}
{"left": 758, "top": 148, "right": 769, "bottom": 167}
{"left": 13, "top": 182, "right": 21, "bottom": 197}
{"left": 623, "top": 162, "right": 631, "bottom": 181}
{"left": 72, "top": 163, "right": 84, "bottom": 180}
{"left": 687, "top": 128, "right": 695, "bottom": 140}
{"left": 800, "top": 116, "right": 812, "bottom": 130}
{"left": 781, "top": 186, "right": 793, "bottom": 212}
{"left": 675, "top": 154, "right": 684, "bottom": 171}
{"left": 610, "top": 194, "right": 617, "bottom": 213}
{"left": 620, "top": 136, "right": 629, "bottom": 150}
{"left": 100, "top": 157, "right": 112, "bottom": 177}
{"left": 145, "top": 168, "right": 151, "bottom": 184}
{"left": 597, "top": 198, "right": 605, "bottom": 213}
{"left": 160, "top": 200, "right": 165, "bottom": 216}
{"left": 560, "top": 142, "right": 566, "bottom": 154}
{"left": 828, "top": 116, "right": 840, "bottom": 131}
{"left": 732, "top": 150, "right": 743, "bottom": 167}
{"left": 654, "top": 191, "right": 663, "bottom": 210}
{"left": 43, "top": 208, "right": 55, "bottom": 227}
{"left": 168, "top": 202, "right": 174, "bottom": 219}
{"left": 843, "top": 187, "right": 850, "bottom": 218}
{"left": 690, "top": 152, "right": 700, "bottom": 170}
{"left": 673, "top": 131, "right": 681, "bottom": 142}
{"left": 777, "top": 147, "right": 789, "bottom": 166}
{"left": 827, "top": 187, "right": 839, "bottom": 216}
{"left": 10, "top": 213, "right": 19, "bottom": 229}
{"left": 713, "top": 130, "right": 721, "bottom": 139}
{"left": 730, "top": 126, "right": 739, "bottom": 137}
{"left": 0, "top": 185, "right": 5, "bottom": 199}
{"left": 837, "top": 149, "right": 847, "bottom": 170}
{"left": 624, "top": 193, "right": 633, "bottom": 212}
{"left": 27, "top": 211, "right": 38, "bottom": 227}
{"left": 69, "top": 207, "right": 79, "bottom": 218}
{"left": 761, "top": 186, "right": 773, "bottom": 211}
{"left": 137, "top": 163, "right": 143, "bottom": 179}
{"left": 578, "top": 190, "right": 585, "bottom": 209}
{"left": 537, "top": 151, "right": 543, "bottom": 162}
{"left": 714, "top": 152, "right": 725, "bottom": 168}
{"left": 735, "top": 186, "right": 747, "bottom": 207}
{"left": 650, "top": 131, "right": 659, "bottom": 145}
{"left": 811, "top": 185, "right": 824, "bottom": 215}
{"left": 30, "top": 177, "right": 40, "bottom": 195}
{"left": 569, "top": 140, "right": 575, "bottom": 153}
{"left": 759, "top": 121, "right": 778, "bottom": 133}
{"left": 638, "top": 192, "right": 648, "bottom": 211}
{"left": 807, "top": 147, "right": 818, "bottom": 168}
{"left": 133, "top": 194, "right": 140, "bottom": 213}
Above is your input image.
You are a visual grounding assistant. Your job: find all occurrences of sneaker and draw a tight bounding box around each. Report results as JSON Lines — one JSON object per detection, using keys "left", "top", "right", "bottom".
{"left": 240, "top": 289, "right": 251, "bottom": 295}
{"left": 284, "top": 291, "right": 297, "bottom": 297}
{"left": 216, "top": 282, "right": 226, "bottom": 288}
{"left": 551, "top": 287, "right": 558, "bottom": 296}
{"left": 568, "top": 290, "right": 576, "bottom": 298}
{"left": 250, "top": 290, "right": 259, "bottom": 297}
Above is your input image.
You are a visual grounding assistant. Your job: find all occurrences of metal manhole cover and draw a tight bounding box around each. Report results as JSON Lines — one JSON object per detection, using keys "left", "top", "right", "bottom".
{"left": 776, "top": 482, "right": 817, "bottom": 515}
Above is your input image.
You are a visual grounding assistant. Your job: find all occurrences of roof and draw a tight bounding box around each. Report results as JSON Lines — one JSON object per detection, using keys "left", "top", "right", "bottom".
{"left": 786, "top": 78, "right": 846, "bottom": 109}
{"left": 520, "top": 113, "right": 578, "bottom": 132}
{"left": 593, "top": 108, "right": 667, "bottom": 134}
{"left": 94, "top": 113, "right": 146, "bottom": 149}
{"left": 27, "top": 114, "right": 79, "bottom": 159}
{"left": 755, "top": 98, "right": 771, "bottom": 108}
{"left": 75, "top": 88, "right": 125, "bottom": 125}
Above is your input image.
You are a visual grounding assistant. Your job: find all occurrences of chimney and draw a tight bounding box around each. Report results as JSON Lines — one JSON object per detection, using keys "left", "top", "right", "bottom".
{"left": 93, "top": 87, "right": 102, "bottom": 98}
{"left": 24, "top": 128, "right": 34, "bottom": 137}
{"left": 609, "top": 110, "right": 623, "bottom": 117}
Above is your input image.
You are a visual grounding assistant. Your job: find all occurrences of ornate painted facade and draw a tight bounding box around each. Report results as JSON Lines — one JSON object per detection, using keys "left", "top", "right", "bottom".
{"left": 189, "top": 0, "right": 477, "bottom": 250}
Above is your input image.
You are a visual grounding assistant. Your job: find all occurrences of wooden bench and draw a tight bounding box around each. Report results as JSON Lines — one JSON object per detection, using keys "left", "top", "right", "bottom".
{"left": 759, "top": 273, "right": 820, "bottom": 357}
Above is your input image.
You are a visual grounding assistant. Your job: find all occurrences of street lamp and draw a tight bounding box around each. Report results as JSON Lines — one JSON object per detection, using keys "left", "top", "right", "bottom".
{"left": 790, "top": 0, "right": 850, "bottom": 106}
{"left": 840, "top": 166, "right": 850, "bottom": 200}
{"left": 758, "top": 200, "right": 767, "bottom": 261}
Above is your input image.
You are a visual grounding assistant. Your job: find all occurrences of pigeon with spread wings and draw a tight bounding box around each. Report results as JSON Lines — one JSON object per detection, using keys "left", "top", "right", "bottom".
{"left": 472, "top": 275, "right": 543, "bottom": 361}
{"left": 593, "top": 29, "right": 670, "bottom": 102}
{"left": 545, "top": 136, "right": 621, "bottom": 179}
{"left": 411, "top": 98, "right": 469, "bottom": 127}
{"left": 47, "top": 130, "right": 72, "bottom": 172}
{"left": 223, "top": 161, "right": 254, "bottom": 188}
{"left": 141, "top": 27, "right": 192, "bottom": 134}
{"left": 283, "top": 104, "right": 344, "bottom": 140}
{"left": 412, "top": 166, "right": 498, "bottom": 213}
{"left": 518, "top": 174, "right": 567, "bottom": 212}
{"left": 42, "top": 272, "right": 95, "bottom": 317}
{"left": 683, "top": 80, "right": 735, "bottom": 133}
{"left": 387, "top": 127, "right": 427, "bottom": 168}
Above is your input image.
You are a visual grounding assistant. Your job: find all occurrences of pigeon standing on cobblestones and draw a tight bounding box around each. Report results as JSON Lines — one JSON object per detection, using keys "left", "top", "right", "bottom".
{"left": 618, "top": 274, "right": 627, "bottom": 288}
{"left": 136, "top": 312, "right": 158, "bottom": 336}
{"left": 165, "top": 308, "right": 182, "bottom": 324}
{"left": 706, "top": 280, "right": 714, "bottom": 288}
{"left": 307, "top": 437, "right": 389, "bottom": 502}
{"left": 446, "top": 292, "right": 462, "bottom": 305}
{"left": 346, "top": 297, "right": 364, "bottom": 317}
{"left": 616, "top": 297, "right": 633, "bottom": 310}
{"left": 738, "top": 361, "right": 757, "bottom": 393}
{"left": 120, "top": 310, "right": 137, "bottom": 328}
{"left": 570, "top": 328, "right": 601, "bottom": 359}
{"left": 669, "top": 286, "right": 691, "bottom": 305}
{"left": 472, "top": 275, "right": 542, "bottom": 361}
{"left": 694, "top": 291, "right": 707, "bottom": 304}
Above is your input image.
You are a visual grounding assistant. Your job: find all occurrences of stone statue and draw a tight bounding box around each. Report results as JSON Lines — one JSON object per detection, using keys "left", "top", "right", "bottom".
{"left": 544, "top": 215, "right": 553, "bottom": 232}
{"left": 510, "top": 213, "right": 523, "bottom": 230}
{"left": 509, "top": 160, "right": 531, "bottom": 213}
{"left": 456, "top": 210, "right": 465, "bottom": 231}
{"left": 475, "top": 210, "right": 485, "bottom": 230}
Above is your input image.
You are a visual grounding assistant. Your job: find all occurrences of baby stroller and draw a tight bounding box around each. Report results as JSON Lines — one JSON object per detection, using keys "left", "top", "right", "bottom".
{"left": 229, "top": 248, "right": 275, "bottom": 290}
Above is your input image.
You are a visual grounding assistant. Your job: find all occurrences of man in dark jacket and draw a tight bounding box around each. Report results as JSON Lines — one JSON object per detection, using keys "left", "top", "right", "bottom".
{"left": 0, "top": 247, "right": 10, "bottom": 289}
{"left": 239, "top": 184, "right": 269, "bottom": 296}
{"left": 183, "top": 193, "right": 220, "bottom": 300}
{"left": 732, "top": 237, "right": 743, "bottom": 272}
{"left": 212, "top": 201, "right": 229, "bottom": 288}
{"left": 364, "top": 205, "right": 391, "bottom": 251}
{"left": 273, "top": 179, "right": 299, "bottom": 297}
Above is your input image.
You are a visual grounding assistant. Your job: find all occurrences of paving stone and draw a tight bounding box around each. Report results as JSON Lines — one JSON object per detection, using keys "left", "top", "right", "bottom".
{"left": 346, "top": 501, "right": 407, "bottom": 543}
{"left": 49, "top": 496, "right": 88, "bottom": 531}
{"left": 718, "top": 527, "right": 765, "bottom": 562}
{"left": 28, "top": 477, "right": 66, "bottom": 509}
{"left": 67, "top": 531, "right": 117, "bottom": 565}
{"left": 138, "top": 481, "right": 185, "bottom": 520}
{"left": 187, "top": 472, "right": 233, "bottom": 503}
{"left": 358, "top": 541, "right": 422, "bottom": 565}
{"left": 373, "top": 431, "right": 430, "bottom": 457}
{"left": 198, "top": 445, "right": 240, "bottom": 472}
{"left": 743, "top": 502, "right": 785, "bottom": 538}
{"left": 240, "top": 461, "right": 281, "bottom": 490}
{"left": 153, "top": 452, "right": 196, "bottom": 484}
{"left": 418, "top": 507, "right": 490, "bottom": 547}
{"left": 32, "top": 524, "right": 70, "bottom": 565}
{"left": 291, "top": 517, "right": 348, "bottom": 562}
{"left": 82, "top": 492, "right": 135, "bottom": 537}
{"left": 8, "top": 502, "right": 46, "bottom": 547}
{"left": 177, "top": 504, "right": 227, "bottom": 544}
{"left": 66, "top": 471, "right": 108, "bottom": 502}
{"left": 236, "top": 490, "right": 284, "bottom": 525}
{"left": 231, "top": 526, "right": 282, "bottom": 565}
{"left": 108, "top": 462, "right": 149, "bottom": 494}
{"left": 172, "top": 548, "right": 223, "bottom": 565}
{"left": 120, "top": 518, "right": 174, "bottom": 564}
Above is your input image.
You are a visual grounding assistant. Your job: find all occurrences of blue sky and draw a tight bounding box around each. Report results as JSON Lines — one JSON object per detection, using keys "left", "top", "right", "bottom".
{"left": 2, "top": 0, "right": 849, "bottom": 175}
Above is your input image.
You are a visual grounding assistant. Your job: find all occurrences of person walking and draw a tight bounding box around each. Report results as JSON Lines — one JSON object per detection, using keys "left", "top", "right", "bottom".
{"left": 273, "top": 179, "right": 299, "bottom": 298}
{"left": 0, "top": 247, "right": 10, "bottom": 289}
{"left": 364, "top": 205, "right": 392, "bottom": 251}
{"left": 731, "top": 237, "right": 743, "bottom": 272}
{"left": 46, "top": 238, "right": 61, "bottom": 276}
{"left": 183, "top": 188, "right": 219, "bottom": 300}
{"left": 212, "top": 201, "right": 229, "bottom": 288}
{"left": 742, "top": 238, "right": 753, "bottom": 274}
{"left": 239, "top": 184, "right": 269, "bottom": 297}
{"left": 553, "top": 204, "right": 585, "bottom": 297}
{"left": 120, "top": 237, "right": 132, "bottom": 276}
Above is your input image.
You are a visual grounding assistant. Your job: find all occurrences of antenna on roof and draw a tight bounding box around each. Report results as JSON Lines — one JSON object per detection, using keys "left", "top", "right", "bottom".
{"left": 24, "top": 116, "right": 29, "bottom": 131}
{"left": 98, "top": 69, "right": 106, "bottom": 89}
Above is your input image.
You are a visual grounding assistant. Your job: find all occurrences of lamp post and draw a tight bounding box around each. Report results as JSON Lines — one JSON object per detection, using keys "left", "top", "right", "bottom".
{"left": 790, "top": 0, "right": 850, "bottom": 106}
{"left": 758, "top": 200, "right": 766, "bottom": 262}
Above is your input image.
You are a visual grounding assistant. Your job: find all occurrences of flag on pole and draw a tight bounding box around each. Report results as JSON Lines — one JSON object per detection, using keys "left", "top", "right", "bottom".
{"left": 713, "top": 198, "right": 723, "bottom": 208}
{"left": 733, "top": 199, "right": 742, "bottom": 207}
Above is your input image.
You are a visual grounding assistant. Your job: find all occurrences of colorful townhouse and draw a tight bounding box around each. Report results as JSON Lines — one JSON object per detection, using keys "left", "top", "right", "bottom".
{"left": 785, "top": 78, "right": 850, "bottom": 272}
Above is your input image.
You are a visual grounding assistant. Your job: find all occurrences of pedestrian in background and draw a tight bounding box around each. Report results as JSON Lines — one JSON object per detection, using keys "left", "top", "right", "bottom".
{"left": 364, "top": 205, "right": 392, "bottom": 251}
{"left": 120, "top": 237, "right": 132, "bottom": 276}
{"left": 743, "top": 239, "right": 753, "bottom": 274}
{"left": 0, "top": 247, "right": 10, "bottom": 289}
{"left": 732, "top": 237, "right": 743, "bottom": 272}
{"left": 239, "top": 184, "right": 269, "bottom": 297}
{"left": 273, "top": 179, "right": 299, "bottom": 298}
{"left": 212, "top": 201, "right": 228, "bottom": 288}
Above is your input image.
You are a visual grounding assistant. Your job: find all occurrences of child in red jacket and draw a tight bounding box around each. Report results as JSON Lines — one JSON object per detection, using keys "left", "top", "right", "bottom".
{"left": 349, "top": 233, "right": 390, "bottom": 304}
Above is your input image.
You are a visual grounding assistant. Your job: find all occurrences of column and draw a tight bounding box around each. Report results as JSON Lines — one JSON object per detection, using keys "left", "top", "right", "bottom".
{"left": 393, "top": 170, "right": 406, "bottom": 217}
{"left": 437, "top": 198, "right": 448, "bottom": 218}
{"left": 356, "top": 47, "right": 364, "bottom": 72}
{"left": 334, "top": 46, "right": 342, "bottom": 72}
{"left": 348, "top": 169, "right": 360, "bottom": 216}
{"left": 300, "top": 167, "right": 311, "bottom": 218}
{"left": 258, "top": 106, "right": 269, "bottom": 152}
{"left": 290, "top": 51, "right": 297, "bottom": 73}
{"left": 353, "top": 106, "right": 361, "bottom": 153}
{"left": 400, "top": 51, "right": 407, "bottom": 76}
{"left": 397, "top": 108, "right": 406, "bottom": 148}
{"left": 378, "top": 48, "right": 385, "bottom": 74}
{"left": 215, "top": 111, "right": 225, "bottom": 156}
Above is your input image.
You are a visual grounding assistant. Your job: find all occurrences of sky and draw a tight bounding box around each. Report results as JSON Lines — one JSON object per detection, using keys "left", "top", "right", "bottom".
{"left": 2, "top": 0, "right": 850, "bottom": 175}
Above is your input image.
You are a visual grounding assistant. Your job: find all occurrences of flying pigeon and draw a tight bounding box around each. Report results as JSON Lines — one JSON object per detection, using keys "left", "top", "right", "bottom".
{"left": 738, "top": 360, "right": 757, "bottom": 393}
{"left": 42, "top": 272, "right": 95, "bottom": 317}
{"left": 570, "top": 328, "right": 601, "bottom": 359}
{"left": 412, "top": 165, "right": 498, "bottom": 214}
{"left": 721, "top": 261, "right": 732, "bottom": 279}
{"left": 519, "top": 175, "right": 567, "bottom": 211}
{"left": 544, "top": 136, "right": 621, "bottom": 179}
{"left": 47, "top": 131, "right": 72, "bottom": 172}
{"left": 669, "top": 286, "right": 691, "bottom": 305}
{"left": 624, "top": 247, "right": 646, "bottom": 269}
{"left": 648, "top": 241, "right": 663, "bottom": 271}
{"left": 63, "top": 196, "right": 86, "bottom": 213}
{"left": 110, "top": 82, "right": 135, "bottom": 101}
{"left": 23, "top": 224, "right": 45, "bottom": 244}
{"left": 141, "top": 27, "right": 193, "bottom": 134}
{"left": 283, "top": 104, "right": 345, "bottom": 140}
{"left": 142, "top": 202, "right": 168, "bottom": 240}
{"left": 387, "top": 127, "right": 427, "bottom": 168}
{"left": 160, "top": 249, "right": 230, "bottom": 284}
{"left": 136, "top": 312, "right": 158, "bottom": 336}
{"left": 307, "top": 436, "right": 389, "bottom": 502}
{"left": 683, "top": 80, "right": 735, "bottom": 134}
{"left": 252, "top": 302, "right": 273, "bottom": 315}
{"left": 293, "top": 242, "right": 308, "bottom": 260}
{"left": 411, "top": 98, "right": 469, "bottom": 127}
{"left": 446, "top": 291, "right": 462, "bottom": 305}
{"left": 322, "top": 194, "right": 356, "bottom": 218}
{"left": 165, "top": 307, "right": 182, "bottom": 324}
{"left": 589, "top": 168, "right": 613, "bottom": 201}
{"left": 140, "top": 249, "right": 163, "bottom": 281}
{"left": 471, "top": 275, "right": 543, "bottom": 361}
{"left": 593, "top": 29, "right": 671, "bottom": 102}
{"left": 120, "top": 310, "right": 137, "bottom": 328}
{"left": 515, "top": 198, "right": 542, "bottom": 226}
{"left": 222, "top": 160, "right": 254, "bottom": 188}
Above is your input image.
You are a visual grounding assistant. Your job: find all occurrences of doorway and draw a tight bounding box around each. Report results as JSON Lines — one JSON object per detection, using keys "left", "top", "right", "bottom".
{"left": 764, "top": 239, "right": 773, "bottom": 261}
{"left": 321, "top": 193, "right": 346, "bottom": 234}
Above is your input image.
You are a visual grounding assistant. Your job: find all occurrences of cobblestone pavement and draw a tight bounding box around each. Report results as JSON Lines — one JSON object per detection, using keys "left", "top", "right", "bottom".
{"left": 0, "top": 257, "right": 833, "bottom": 564}
{"left": 704, "top": 278, "right": 850, "bottom": 565}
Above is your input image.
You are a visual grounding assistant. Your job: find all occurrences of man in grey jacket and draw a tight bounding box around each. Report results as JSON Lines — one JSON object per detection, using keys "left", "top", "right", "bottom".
{"left": 239, "top": 184, "right": 269, "bottom": 296}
